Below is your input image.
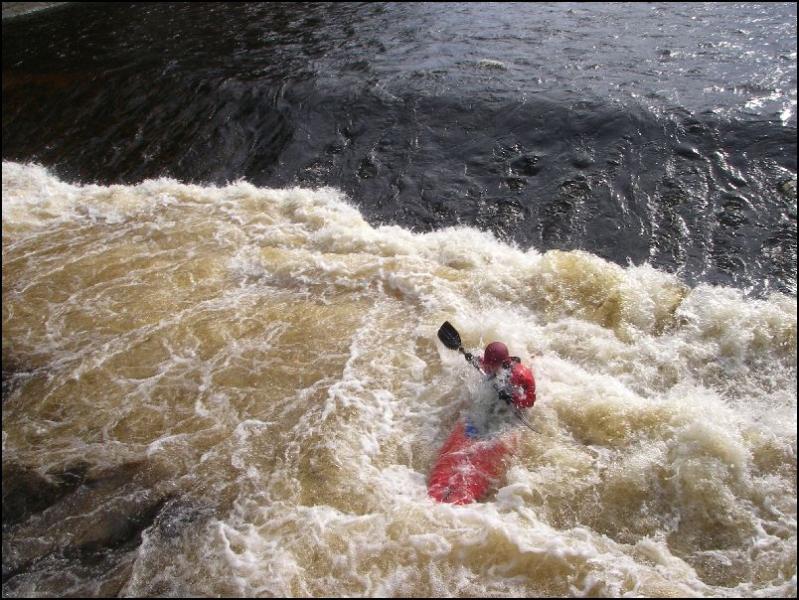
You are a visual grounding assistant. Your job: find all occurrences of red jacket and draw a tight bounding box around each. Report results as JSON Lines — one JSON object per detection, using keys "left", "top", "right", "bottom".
{"left": 476, "top": 354, "right": 536, "bottom": 409}
{"left": 508, "top": 361, "right": 536, "bottom": 408}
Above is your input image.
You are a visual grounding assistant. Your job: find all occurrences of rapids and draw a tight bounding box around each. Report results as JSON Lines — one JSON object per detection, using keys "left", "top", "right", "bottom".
{"left": 2, "top": 162, "right": 796, "bottom": 596}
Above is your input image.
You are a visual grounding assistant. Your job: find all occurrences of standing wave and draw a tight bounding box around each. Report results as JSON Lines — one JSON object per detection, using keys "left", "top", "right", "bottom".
{"left": 2, "top": 162, "right": 796, "bottom": 597}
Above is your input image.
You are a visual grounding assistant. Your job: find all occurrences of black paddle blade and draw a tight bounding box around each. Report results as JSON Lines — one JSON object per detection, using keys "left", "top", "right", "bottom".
{"left": 437, "top": 321, "right": 462, "bottom": 350}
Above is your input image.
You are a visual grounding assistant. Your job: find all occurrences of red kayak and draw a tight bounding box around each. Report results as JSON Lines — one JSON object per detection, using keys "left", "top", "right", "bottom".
{"left": 428, "top": 419, "right": 517, "bottom": 504}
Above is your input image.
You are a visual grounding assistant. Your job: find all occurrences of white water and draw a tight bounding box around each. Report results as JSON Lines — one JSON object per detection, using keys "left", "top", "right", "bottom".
{"left": 2, "top": 161, "right": 796, "bottom": 597}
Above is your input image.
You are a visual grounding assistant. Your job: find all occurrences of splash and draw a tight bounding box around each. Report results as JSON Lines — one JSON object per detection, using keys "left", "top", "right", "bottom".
{"left": 2, "top": 162, "right": 796, "bottom": 597}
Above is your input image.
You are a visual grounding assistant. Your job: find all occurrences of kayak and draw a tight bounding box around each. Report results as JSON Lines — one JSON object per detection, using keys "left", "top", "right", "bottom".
{"left": 427, "top": 419, "right": 517, "bottom": 504}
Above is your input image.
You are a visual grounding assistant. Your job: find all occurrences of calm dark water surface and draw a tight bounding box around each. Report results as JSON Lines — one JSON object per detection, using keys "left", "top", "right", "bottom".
{"left": 3, "top": 2, "right": 797, "bottom": 293}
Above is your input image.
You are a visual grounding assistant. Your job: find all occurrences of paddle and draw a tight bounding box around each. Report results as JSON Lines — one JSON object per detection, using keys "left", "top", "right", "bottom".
{"left": 438, "top": 321, "right": 467, "bottom": 355}
{"left": 437, "top": 321, "right": 541, "bottom": 435}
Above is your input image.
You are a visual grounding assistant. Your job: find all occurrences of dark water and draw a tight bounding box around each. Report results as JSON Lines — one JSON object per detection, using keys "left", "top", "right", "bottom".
{"left": 3, "top": 2, "right": 797, "bottom": 293}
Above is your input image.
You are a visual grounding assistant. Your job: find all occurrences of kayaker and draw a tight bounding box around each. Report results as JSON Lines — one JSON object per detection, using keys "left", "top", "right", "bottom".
{"left": 462, "top": 341, "right": 536, "bottom": 438}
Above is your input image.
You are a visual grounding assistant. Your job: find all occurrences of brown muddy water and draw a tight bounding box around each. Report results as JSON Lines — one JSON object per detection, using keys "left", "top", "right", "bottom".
{"left": 2, "top": 162, "right": 796, "bottom": 596}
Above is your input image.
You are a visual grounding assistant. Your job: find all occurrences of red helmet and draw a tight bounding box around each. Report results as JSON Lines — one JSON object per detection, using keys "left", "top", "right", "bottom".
{"left": 483, "top": 342, "right": 509, "bottom": 370}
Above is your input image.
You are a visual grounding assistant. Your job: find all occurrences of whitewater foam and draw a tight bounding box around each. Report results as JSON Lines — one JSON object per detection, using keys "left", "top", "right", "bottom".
{"left": 2, "top": 161, "right": 796, "bottom": 597}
